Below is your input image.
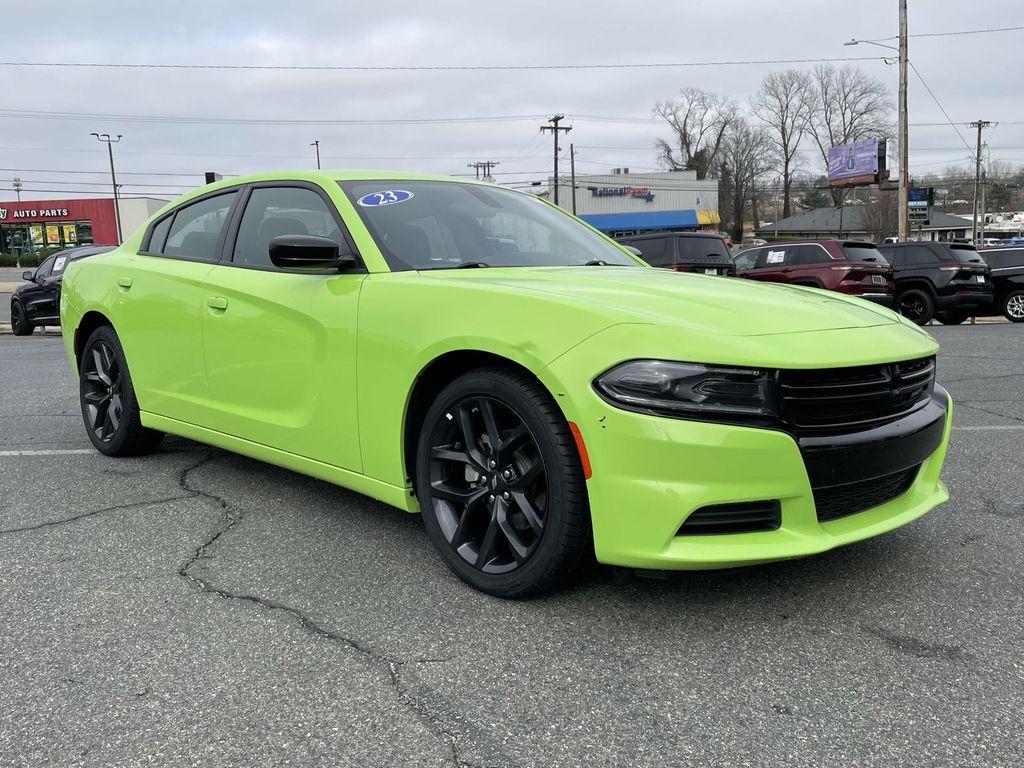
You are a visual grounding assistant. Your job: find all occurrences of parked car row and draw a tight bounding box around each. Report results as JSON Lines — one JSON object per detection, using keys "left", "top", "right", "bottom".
{"left": 10, "top": 245, "right": 115, "bottom": 335}
{"left": 617, "top": 232, "right": 1022, "bottom": 326}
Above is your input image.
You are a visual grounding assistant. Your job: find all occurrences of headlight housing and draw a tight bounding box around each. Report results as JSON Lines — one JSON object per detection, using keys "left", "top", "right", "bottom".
{"left": 593, "top": 360, "right": 776, "bottom": 422}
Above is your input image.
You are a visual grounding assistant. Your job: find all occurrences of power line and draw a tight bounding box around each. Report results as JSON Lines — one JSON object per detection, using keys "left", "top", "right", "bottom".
{"left": 907, "top": 60, "right": 974, "bottom": 155}
{"left": 871, "top": 25, "right": 1024, "bottom": 41}
{"left": 0, "top": 55, "right": 889, "bottom": 72}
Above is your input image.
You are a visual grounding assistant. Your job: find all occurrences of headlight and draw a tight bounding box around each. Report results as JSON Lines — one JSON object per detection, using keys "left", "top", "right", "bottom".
{"left": 593, "top": 360, "right": 776, "bottom": 421}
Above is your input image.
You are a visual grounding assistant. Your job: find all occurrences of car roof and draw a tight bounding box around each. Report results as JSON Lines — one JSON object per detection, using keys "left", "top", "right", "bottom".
{"left": 622, "top": 232, "right": 724, "bottom": 240}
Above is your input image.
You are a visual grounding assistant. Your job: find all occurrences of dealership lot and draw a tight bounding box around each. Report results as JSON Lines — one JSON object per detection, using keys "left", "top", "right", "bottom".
{"left": 1, "top": 328, "right": 1022, "bottom": 767}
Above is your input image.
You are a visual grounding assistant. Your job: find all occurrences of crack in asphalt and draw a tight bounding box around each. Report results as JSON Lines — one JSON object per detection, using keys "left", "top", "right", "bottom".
{"left": 955, "top": 401, "right": 1024, "bottom": 424}
{"left": 174, "top": 451, "right": 494, "bottom": 768}
{"left": 861, "top": 625, "right": 972, "bottom": 661}
{"left": 0, "top": 494, "right": 193, "bottom": 535}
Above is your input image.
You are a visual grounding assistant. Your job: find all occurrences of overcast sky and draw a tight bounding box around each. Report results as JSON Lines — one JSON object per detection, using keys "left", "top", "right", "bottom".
{"left": 3, "top": 0, "right": 1021, "bottom": 201}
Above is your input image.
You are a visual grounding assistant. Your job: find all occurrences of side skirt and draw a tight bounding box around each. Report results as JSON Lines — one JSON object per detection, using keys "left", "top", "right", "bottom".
{"left": 141, "top": 411, "right": 417, "bottom": 513}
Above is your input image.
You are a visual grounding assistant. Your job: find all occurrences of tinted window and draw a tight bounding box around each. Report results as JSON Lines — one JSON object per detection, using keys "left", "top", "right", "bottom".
{"left": 733, "top": 247, "right": 760, "bottom": 271}
{"left": 756, "top": 247, "right": 788, "bottom": 268}
{"left": 677, "top": 236, "right": 732, "bottom": 265}
{"left": 340, "top": 180, "right": 637, "bottom": 270}
{"left": 147, "top": 215, "right": 172, "bottom": 254}
{"left": 841, "top": 242, "right": 887, "bottom": 264}
{"left": 787, "top": 245, "right": 831, "bottom": 266}
{"left": 233, "top": 186, "right": 343, "bottom": 268}
{"left": 1005, "top": 249, "right": 1024, "bottom": 269}
{"left": 949, "top": 245, "right": 985, "bottom": 264}
{"left": 905, "top": 246, "right": 938, "bottom": 265}
{"left": 34, "top": 256, "right": 56, "bottom": 279}
{"left": 163, "top": 192, "right": 237, "bottom": 262}
{"left": 632, "top": 237, "right": 674, "bottom": 267}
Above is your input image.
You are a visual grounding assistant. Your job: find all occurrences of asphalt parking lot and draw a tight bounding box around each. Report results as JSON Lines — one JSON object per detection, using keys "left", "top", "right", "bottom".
{"left": 1, "top": 326, "right": 1022, "bottom": 767}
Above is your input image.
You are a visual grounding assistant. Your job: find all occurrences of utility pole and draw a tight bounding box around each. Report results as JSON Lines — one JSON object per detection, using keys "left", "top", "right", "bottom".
{"left": 311, "top": 139, "right": 321, "bottom": 170}
{"left": 970, "top": 121, "right": 992, "bottom": 243}
{"left": 569, "top": 143, "right": 577, "bottom": 215}
{"left": 12, "top": 177, "right": 21, "bottom": 202}
{"left": 540, "top": 115, "right": 572, "bottom": 207}
{"left": 91, "top": 133, "right": 123, "bottom": 244}
{"left": 896, "top": 0, "right": 909, "bottom": 242}
{"left": 980, "top": 168, "right": 987, "bottom": 242}
{"left": 467, "top": 161, "right": 500, "bottom": 182}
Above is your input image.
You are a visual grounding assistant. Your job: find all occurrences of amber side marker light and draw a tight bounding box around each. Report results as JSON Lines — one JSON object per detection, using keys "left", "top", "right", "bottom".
{"left": 568, "top": 421, "right": 593, "bottom": 479}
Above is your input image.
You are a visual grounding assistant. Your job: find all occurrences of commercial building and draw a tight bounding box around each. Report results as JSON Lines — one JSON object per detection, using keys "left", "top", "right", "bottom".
{"left": 0, "top": 196, "right": 166, "bottom": 256}
{"left": 757, "top": 206, "right": 971, "bottom": 243}
{"left": 549, "top": 169, "right": 720, "bottom": 237}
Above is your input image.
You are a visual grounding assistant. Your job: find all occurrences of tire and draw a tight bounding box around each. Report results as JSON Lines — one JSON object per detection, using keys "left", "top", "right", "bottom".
{"left": 10, "top": 301, "right": 33, "bottom": 336}
{"left": 936, "top": 310, "right": 970, "bottom": 325}
{"left": 415, "top": 366, "right": 590, "bottom": 598}
{"left": 79, "top": 325, "right": 164, "bottom": 457}
{"left": 1003, "top": 290, "right": 1024, "bottom": 323}
{"left": 896, "top": 288, "right": 935, "bottom": 325}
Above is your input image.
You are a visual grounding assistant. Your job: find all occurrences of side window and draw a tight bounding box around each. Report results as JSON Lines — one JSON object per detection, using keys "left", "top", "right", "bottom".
{"left": 633, "top": 237, "right": 673, "bottom": 267}
{"left": 1005, "top": 249, "right": 1024, "bottom": 269}
{"left": 233, "top": 186, "right": 343, "bottom": 268}
{"left": 51, "top": 253, "right": 70, "bottom": 275}
{"left": 34, "top": 256, "right": 56, "bottom": 280}
{"left": 787, "top": 245, "right": 831, "bottom": 266}
{"left": 888, "top": 250, "right": 905, "bottom": 268}
{"left": 757, "top": 247, "right": 787, "bottom": 268}
{"left": 982, "top": 252, "right": 1004, "bottom": 269}
{"left": 906, "top": 245, "right": 938, "bottom": 265}
{"left": 733, "top": 247, "right": 760, "bottom": 271}
{"left": 163, "top": 192, "right": 238, "bottom": 262}
{"left": 147, "top": 215, "right": 173, "bottom": 254}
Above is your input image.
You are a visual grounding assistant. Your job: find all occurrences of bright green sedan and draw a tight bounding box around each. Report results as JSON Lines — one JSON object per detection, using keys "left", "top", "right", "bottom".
{"left": 60, "top": 171, "right": 952, "bottom": 597}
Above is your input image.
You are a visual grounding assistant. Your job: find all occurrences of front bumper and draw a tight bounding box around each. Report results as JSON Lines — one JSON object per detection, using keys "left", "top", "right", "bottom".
{"left": 549, "top": 371, "right": 951, "bottom": 571}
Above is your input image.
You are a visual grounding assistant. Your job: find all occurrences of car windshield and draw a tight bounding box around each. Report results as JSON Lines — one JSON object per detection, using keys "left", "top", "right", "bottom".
{"left": 841, "top": 242, "right": 888, "bottom": 264}
{"left": 339, "top": 180, "right": 639, "bottom": 270}
{"left": 677, "top": 236, "right": 733, "bottom": 264}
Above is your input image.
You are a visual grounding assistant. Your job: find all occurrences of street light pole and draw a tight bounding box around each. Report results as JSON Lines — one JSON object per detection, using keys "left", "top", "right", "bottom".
{"left": 91, "top": 132, "right": 123, "bottom": 244}
{"left": 311, "top": 139, "right": 321, "bottom": 170}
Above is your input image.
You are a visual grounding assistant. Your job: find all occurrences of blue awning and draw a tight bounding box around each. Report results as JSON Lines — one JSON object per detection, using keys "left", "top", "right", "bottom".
{"left": 579, "top": 209, "right": 700, "bottom": 232}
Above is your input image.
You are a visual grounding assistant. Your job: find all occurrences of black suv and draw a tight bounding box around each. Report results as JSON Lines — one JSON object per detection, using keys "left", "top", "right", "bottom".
{"left": 978, "top": 247, "right": 1024, "bottom": 322}
{"left": 10, "top": 245, "right": 114, "bottom": 335}
{"left": 877, "top": 241, "right": 993, "bottom": 325}
{"left": 616, "top": 232, "right": 736, "bottom": 276}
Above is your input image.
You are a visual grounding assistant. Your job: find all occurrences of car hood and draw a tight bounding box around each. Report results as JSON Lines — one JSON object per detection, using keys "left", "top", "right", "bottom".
{"left": 420, "top": 266, "right": 899, "bottom": 337}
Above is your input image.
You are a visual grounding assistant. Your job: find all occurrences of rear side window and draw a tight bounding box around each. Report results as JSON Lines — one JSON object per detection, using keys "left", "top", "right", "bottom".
{"left": 949, "top": 245, "right": 985, "bottom": 265}
{"left": 841, "top": 242, "right": 887, "bottom": 264}
{"left": 905, "top": 246, "right": 938, "bottom": 265}
{"left": 232, "top": 186, "right": 343, "bottom": 268}
{"left": 677, "top": 237, "right": 732, "bottom": 264}
{"left": 1004, "top": 249, "right": 1024, "bottom": 268}
{"left": 147, "top": 215, "right": 172, "bottom": 254}
{"left": 631, "top": 237, "right": 674, "bottom": 267}
{"left": 163, "top": 192, "right": 238, "bottom": 262}
{"left": 787, "top": 245, "right": 831, "bottom": 266}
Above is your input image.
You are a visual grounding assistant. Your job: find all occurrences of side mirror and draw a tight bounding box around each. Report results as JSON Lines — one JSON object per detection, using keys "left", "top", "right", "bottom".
{"left": 622, "top": 245, "right": 643, "bottom": 257}
{"left": 22, "top": 270, "right": 34, "bottom": 282}
{"left": 268, "top": 235, "right": 356, "bottom": 271}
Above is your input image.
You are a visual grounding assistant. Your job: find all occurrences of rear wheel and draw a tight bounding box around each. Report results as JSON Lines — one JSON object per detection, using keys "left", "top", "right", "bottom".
{"left": 415, "top": 367, "right": 590, "bottom": 598}
{"left": 1003, "top": 290, "right": 1024, "bottom": 323}
{"left": 936, "top": 310, "right": 970, "bottom": 325}
{"left": 896, "top": 288, "right": 935, "bottom": 325}
{"left": 10, "top": 300, "right": 33, "bottom": 336}
{"left": 79, "top": 325, "right": 164, "bottom": 456}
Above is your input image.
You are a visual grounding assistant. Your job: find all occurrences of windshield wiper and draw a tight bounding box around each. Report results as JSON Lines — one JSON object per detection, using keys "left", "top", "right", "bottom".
{"left": 455, "top": 261, "right": 491, "bottom": 269}
{"left": 584, "top": 259, "right": 612, "bottom": 266}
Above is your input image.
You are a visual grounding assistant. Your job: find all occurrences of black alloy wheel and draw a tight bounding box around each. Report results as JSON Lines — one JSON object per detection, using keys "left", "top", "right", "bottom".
{"left": 10, "top": 301, "right": 33, "bottom": 336}
{"left": 896, "top": 288, "right": 935, "bottom": 325}
{"left": 82, "top": 339, "right": 124, "bottom": 443}
{"left": 78, "top": 325, "right": 164, "bottom": 457}
{"left": 427, "top": 395, "right": 547, "bottom": 574}
{"left": 416, "top": 367, "right": 590, "bottom": 598}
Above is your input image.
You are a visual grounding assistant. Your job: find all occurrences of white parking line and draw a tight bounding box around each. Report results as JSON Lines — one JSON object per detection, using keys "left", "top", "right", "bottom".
{"left": 0, "top": 449, "right": 97, "bottom": 456}
{"left": 952, "top": 425, "right": 1024, "bottom": 431}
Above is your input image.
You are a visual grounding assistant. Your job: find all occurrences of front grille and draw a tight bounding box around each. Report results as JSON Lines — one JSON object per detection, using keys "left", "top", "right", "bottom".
{"left": 778, "top": 356, "right": 935, "bottom": 433}
{"left": 677, "top": 500, "right": 781, "bottom": 536}
{"left": 813, "top": 466, "right": 920, "bottom": 523}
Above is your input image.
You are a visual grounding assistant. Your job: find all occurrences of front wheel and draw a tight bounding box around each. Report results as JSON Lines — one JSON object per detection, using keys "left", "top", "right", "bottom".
{"left": 1003, "top": 290, "right": 1024, "bottom": 323}
{"left": 896, "top": 288, "right": 935, "bottom": 325}
{"left": 10, "top": 301, "right": 33, "bottom": 335}
{"left": 415, "top": 367, "right": 590, "bottom": 598}
{"left": 79, "top": 325, "right": 164, "bottom": 456}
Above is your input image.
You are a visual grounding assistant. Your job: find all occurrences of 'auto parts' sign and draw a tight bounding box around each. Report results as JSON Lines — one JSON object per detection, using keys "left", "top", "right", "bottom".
{"left": 0, "top": 207, "right": 69, "bottom": 220}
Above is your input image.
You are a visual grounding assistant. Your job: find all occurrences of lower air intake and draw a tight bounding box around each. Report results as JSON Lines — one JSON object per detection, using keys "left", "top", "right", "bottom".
{"left": 677, "top": 501, "right": 781, "bottom": 536}
{"left": 813, "top": 466, "right": 920, "bottom": 523}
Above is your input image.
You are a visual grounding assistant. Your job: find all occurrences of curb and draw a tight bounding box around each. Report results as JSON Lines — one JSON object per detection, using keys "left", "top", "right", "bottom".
{"left": 0, "top": 322, "right": 63, "bottom": 335}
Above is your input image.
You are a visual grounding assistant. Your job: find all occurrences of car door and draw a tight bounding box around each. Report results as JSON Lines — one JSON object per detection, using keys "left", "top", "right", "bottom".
{"left": 112, "top": 189, "right": 239, "bottom": 426}
{"left": 21, "top": 255, "right": 56, "bottom": 323}
{"left": 200, "top": 182, "right": 366, "bottom": 471}
{"left": 747, "top": 246, "right": 791, "bottom": 283}
{"left": 785, "top": 244, "right": 832, "bottom": 286}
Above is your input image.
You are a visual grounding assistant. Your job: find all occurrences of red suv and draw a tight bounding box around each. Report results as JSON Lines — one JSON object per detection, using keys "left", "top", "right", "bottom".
{"left": 733, "top": 239, "right": 895, "bottom": 307}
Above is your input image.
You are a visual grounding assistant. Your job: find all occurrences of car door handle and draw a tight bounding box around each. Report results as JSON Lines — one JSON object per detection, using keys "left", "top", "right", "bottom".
{"left": 117, "top": 277, "right": 133, "bottom": 289}
{"left": 207, "top": 296, "right": 229, "bottom": 311}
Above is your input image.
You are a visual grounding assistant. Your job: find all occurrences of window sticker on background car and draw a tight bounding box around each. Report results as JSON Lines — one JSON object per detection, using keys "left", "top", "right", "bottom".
{"left": 766, "top": 250, "right": 785, "bottom": 264}
{"left": 52, "top": 256, "right": 68, "bottom": 272}
{"left": 357, "top": 189, "right": 414, "bottom": 207}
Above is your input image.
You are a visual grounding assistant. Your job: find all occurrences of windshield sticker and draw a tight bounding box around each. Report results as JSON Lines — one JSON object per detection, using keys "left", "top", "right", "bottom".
{"left": 357, "top": 190, "right": 414, "bottom": 207}
{"left": 766, "top": 250, "right": 785, "bottom": 264}
{"left": 53, "top": 256, "right": 68, "bottom": 272}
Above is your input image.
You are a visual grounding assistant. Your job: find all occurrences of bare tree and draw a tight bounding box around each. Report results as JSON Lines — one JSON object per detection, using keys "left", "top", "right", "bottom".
{"left": 807, "top": 64, "right": 893, "bottom": 205}
{"left": 653, "top": 87, "right": 738, "bottom": 179}
{"left": 860, "top": 190, "right": 899, "bottom": 243}
{"left": 717, "top": 119, "right": 775, "bottom": 241}
{"left": 749, "top": 69, "right": 814, "bottom": 219}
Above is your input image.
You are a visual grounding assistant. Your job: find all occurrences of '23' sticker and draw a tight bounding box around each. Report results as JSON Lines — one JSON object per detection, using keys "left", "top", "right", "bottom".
{"left": 357, "top": 189, "right": 414, "bottom": 207}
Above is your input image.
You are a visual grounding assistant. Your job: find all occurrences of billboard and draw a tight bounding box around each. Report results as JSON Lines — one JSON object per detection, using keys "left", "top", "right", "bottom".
{"left": 827, "top": 138, "right": 882, "bottom": 185}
